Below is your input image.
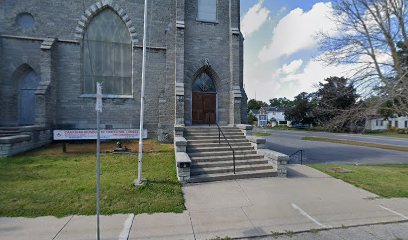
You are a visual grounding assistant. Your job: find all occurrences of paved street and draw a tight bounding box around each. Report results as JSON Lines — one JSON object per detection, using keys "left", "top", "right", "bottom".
{"left": 256, "top": 128, "right": 408, "bottom": 164}
{"left": 1, "top": 165, "right": 408, "bottom": 240}
{"left": 250, "top": 221, "right": 408, "bottom": 240}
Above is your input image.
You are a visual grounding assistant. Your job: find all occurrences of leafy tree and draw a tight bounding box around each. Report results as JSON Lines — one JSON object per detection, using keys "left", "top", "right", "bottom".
{"left": 314, "top": 76, "right": 359, "bottom": 126}
{"left": 319, "top": 0, "right": 408, "bottom": 115}
{"left": 269, "top": 97, "right": 294, "bottom": 109}
{"left": 285, "top": 92, "right": 316, "bottom": 125}
{"left": 247, "top": 99, "right": 268, "bottom": 111}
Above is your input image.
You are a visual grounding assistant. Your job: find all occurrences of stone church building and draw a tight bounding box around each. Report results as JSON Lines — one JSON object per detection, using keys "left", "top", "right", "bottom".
{"left": 0, "top": 0, "right": 247, "bottom": 156}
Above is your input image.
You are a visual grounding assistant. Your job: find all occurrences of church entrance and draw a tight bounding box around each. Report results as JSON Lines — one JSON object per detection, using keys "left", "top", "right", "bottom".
{"left": 192, "top": 72, "right": 217, "bottom": 125}
{"left": 192, "top": 93, "right": 216, "bottom": 124}
{"left": 19, "top": 70, "right": 39, "bottom": 125}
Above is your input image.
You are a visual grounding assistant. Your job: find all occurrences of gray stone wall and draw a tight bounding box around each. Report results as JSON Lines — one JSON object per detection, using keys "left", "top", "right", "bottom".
{"left": 0, "top": 0, "right": 177, "bottom": 139}
{"left": 0, "top": 0, "right": 245, "bottom": 142}
{"left": 0, "top": 38, "right": 42, "bottom": 126}
{"left": 183, "top": 0, "right": 245, "bottom": 126}
{"left": 184, "top": 0, "right": 230, "bottom": 126}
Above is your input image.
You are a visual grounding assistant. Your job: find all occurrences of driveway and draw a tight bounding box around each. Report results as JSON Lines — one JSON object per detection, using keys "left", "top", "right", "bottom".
{"left": 256, "top": 129, "right": 408, "bottom": 164}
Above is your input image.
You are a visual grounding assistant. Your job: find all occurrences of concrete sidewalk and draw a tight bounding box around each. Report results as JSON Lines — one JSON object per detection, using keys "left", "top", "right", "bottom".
{"left": 1, "top": 165, "right": 408, "bottom": 240}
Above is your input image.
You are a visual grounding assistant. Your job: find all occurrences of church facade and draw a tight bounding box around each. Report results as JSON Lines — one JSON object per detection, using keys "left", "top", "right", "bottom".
{"left": 0, "top": 0, "right": 247, "bottom": 154}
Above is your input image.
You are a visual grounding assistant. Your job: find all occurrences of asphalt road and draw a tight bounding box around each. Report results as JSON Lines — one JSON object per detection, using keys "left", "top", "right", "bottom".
{"left": 255, "top": 128, "right": 408, "bottom": 164}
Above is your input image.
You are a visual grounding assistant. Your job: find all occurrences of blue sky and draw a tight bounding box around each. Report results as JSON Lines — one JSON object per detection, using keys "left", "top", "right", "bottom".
{"left": 240, "top": 0, "right": 349, "bottom": 101}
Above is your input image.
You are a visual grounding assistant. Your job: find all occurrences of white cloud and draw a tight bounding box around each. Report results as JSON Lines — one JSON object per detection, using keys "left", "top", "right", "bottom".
{"left": 279, "top": 55, "right": 357, "bottom": 95}
{"left": 278, "top": 59, "right": 304, "bottom": 75}
{"left": 258, "top": 2, "right": 337, "bottom": 62}
{"left": 241, "top": 0, "right": 270, "bottom": 38}
{"left": 244, "top": 53, "right": 361, "bottom": 101}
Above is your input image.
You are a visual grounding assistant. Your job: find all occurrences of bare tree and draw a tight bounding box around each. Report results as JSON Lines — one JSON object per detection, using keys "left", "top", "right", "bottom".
{"left": 319, "top": 0, "right": 408, "bottom": 118}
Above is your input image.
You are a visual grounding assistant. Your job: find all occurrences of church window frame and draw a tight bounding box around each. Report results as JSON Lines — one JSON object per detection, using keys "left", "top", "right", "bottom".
{"left": 197, "top": 0, "right": 218, "bottom": 23}
{"left": 80, "top": 8, "right": 133, "bottom": 99}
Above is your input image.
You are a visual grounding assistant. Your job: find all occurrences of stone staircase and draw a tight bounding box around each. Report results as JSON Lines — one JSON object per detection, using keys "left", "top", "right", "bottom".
{"left": 184, "top": 126, "right": 277, "bottom": 183}
{"left": 0, "top": 126, "right": 51, "bottom": 157}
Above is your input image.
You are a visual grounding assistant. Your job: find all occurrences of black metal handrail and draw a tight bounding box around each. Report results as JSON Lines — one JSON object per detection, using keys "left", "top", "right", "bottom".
{"left": 289, "top": 150, "right": 303, "bottom": 165}
{"left": 215, "top": 122, "right": 236, "bottom": 174}
{"left": 207, "top": 114, "right": 236, "bottom": 174}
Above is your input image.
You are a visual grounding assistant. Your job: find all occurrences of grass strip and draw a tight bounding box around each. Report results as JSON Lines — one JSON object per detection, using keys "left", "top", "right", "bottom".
{"left": 364, "top": 131, "right": 408, "bottom": 139}
{"left": 253, "top": 132, "right": 271, "bottom": 137}
{"left": 0, "top": 140, "right": 185, "bottom": 217}
{"left": 309, "top": 164, "right": 408, "bottom": 198}
{"left": 302, "top": 136, "right": 408, "bottom": 152}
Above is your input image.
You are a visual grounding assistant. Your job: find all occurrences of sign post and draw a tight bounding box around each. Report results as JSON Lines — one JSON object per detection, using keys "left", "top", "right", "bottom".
{"left": 95, "top": 82, "right": 102, "bottom": 240}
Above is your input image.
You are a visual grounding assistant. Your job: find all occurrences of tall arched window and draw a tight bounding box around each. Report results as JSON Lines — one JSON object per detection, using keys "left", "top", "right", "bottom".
{"left": 83, "top": 8, "right": 132, "bottom": 95}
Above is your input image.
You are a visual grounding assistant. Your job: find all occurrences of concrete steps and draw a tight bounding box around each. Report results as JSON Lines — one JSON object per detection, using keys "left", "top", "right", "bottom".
{"left": 188, "top": 142, "right": 252, "bottom": 148}
{"left": 185, "top": 135, "right": 246, "bottom": 140}
{"left": 190, "top": 154, "right": 264, "bottom": 162}
{"left": 187, "top": 139, "right": 249, "bottom": 144}
{"left": 184, "top": 126, "right": 276, "bottom": 183}
{"left": 0, "top": 128, "right": 23, "bottom": 137}
{"left": 187, "top": 145, "right": 254, "bottom": 153}
{"left": 191, "top": 159, "right": 268, "bottom": 168}
{"left": 188, "top": 149, "right": 258, "bottom": 158}
{"left": 191, "top": 163, "right": 273, "bottom": 175}
{"left": 188, "top": 169, "right": 278, "bottom": 183}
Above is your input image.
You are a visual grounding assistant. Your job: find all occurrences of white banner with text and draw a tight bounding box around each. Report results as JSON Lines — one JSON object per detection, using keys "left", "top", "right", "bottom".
{"left": 53, "top": 129, "right": 147, "bottom": 140}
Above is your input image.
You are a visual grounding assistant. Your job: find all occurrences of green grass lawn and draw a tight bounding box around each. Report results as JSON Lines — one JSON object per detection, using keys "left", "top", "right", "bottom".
{"left": 302, "top": 136, "right": 408, "bottom": 152}
{"left": 253, "top": 132, "right": 271, "bottom": 137}
{"left": 0, "top": 140, "right": 185, "bottom": 217}
{"left": 364, "top": 131, "right": 408, "bottom": 139}
{"left": 310, "top": 164, "right": 408, "bottom": 198}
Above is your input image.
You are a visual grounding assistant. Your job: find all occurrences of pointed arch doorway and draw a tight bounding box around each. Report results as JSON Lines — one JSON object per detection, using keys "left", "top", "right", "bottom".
{"left": 192, "top": 73, "right": 217, "bottom": 125}
{"left": 19, "top": 70, "right": 39, "bottom": 125}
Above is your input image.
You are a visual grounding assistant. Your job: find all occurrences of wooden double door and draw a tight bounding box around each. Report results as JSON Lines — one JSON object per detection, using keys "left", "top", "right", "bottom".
{"left": 192, "top": 92, "right": 216, "bottom": 124}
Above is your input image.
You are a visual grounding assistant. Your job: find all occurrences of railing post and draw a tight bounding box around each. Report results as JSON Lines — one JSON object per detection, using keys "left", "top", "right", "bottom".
{"left": 219, "top": 130, "right": 220, "bottom": 144}
{"left": 233, "top": 150, "right": 235, "bottom": 174}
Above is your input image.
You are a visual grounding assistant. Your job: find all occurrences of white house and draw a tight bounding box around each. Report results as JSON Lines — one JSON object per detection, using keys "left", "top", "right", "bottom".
{"left": 365, "top": 116, "right": 408, "bottom": 131}
{"left": 251, "top": 107, "right": 291, "bottom": 127}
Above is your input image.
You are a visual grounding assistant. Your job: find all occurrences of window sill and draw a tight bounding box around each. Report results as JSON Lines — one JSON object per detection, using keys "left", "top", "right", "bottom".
{"left": 80, "top": 94, "right": 134, "bottom": 99}
{"left": 196, "top": 18, "right": 219, "bottom": 24}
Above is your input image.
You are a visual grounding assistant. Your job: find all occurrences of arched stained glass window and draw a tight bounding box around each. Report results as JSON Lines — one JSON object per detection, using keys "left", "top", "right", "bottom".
{"left": 83, "top": 9, "right": 132, "bottom": 95}
{"left": 193, "top": 73, "right": 216, "bottom": 93}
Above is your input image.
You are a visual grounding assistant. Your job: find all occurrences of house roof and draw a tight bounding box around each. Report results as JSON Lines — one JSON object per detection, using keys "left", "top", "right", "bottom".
{"left": 250, "top": 109, "right": 259, "bottom": 115}
{"left": 264, "top": 107, "right": 286, "bottom": 113}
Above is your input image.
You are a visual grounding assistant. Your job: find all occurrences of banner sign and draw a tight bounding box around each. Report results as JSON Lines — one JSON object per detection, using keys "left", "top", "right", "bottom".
{"left": 53, "top": 129, "right": 147, "bottom": 140}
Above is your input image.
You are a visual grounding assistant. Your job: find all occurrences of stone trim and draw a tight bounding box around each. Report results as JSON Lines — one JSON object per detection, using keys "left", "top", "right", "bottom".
{"left": 175, "top": 152, "right": 191, "bottom": 182}
{"left": 176, "top": 20, "right": 185, "bottom": 29}
{"left": 246, "top": 136, "right": 266, "bottom": 150}
{"left": 231, "top": 27, "right": 241, "bottom": 35}
{"left": 74, "top": 0, "right": 137, "bottom": 42}
{"left": 175, "top": 82, "right": 185, "bottom": 96}
{"left": 237, "top": 124, "right": 252, "bottom": 136}
{"left": 174, "top": 125, "right": 185, "bottom": 137}
{"left": 191, "top": 62, "right": 222, "bottom": 90}
{"left": 232, "top": 85, "right": 242, "bottom": 98}
{"left": 40, "top": 38, "right": 56, "bottom": 50}
{"left": 174, "top": 137, "right": 187, "bottom": 152}
{"left": 1, "top": 34, "right": 80, "bottom": 44}
{"left": 258, "top": 149, "right": 288, "bottom": 177}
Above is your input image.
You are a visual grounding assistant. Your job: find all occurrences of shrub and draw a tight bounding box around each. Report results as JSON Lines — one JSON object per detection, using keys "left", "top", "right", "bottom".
{"left": 248, "top": 112, "right": 257, "bottom": 125}
{"left": 397, "top": 128, "right": 408, "bottom": 134}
